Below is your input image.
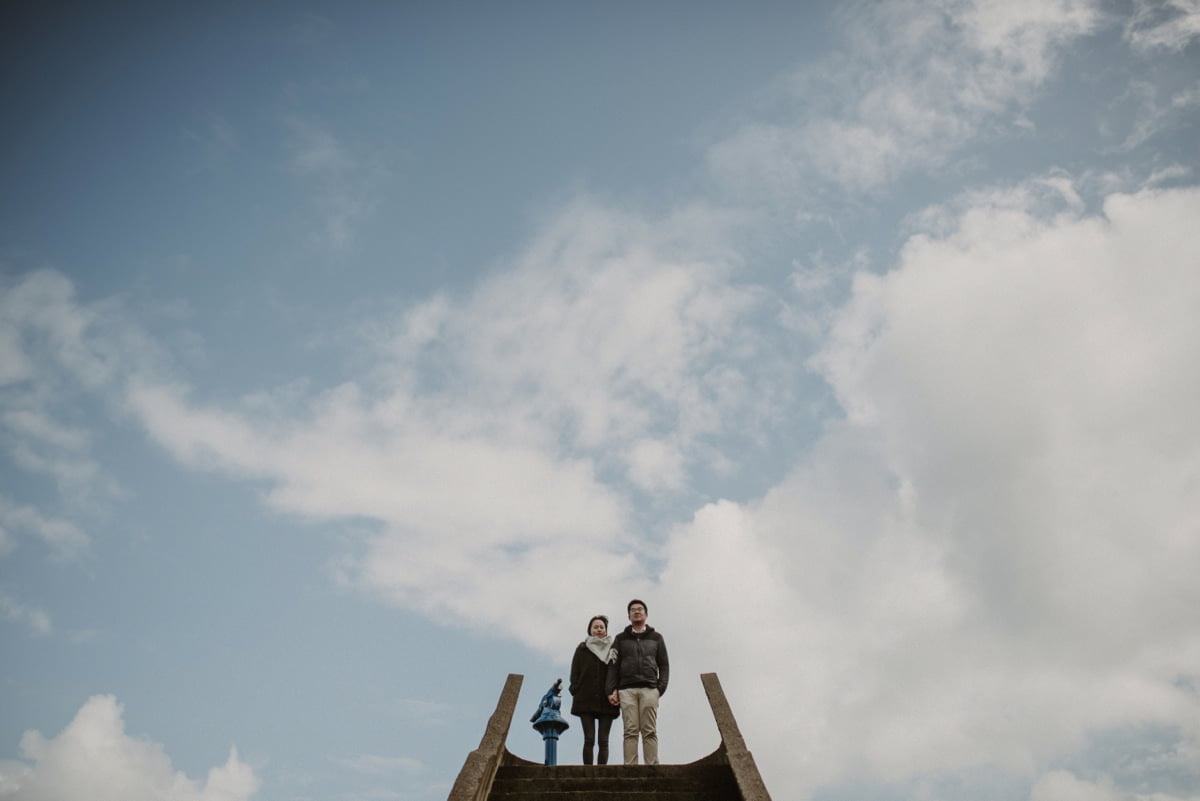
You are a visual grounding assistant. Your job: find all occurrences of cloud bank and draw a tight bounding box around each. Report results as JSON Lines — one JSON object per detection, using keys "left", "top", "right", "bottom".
{"left": 661, "top": 183, "right": 1200, "bottom": 797}
{"left": 118, "top": 201, "right": 782, "bottom": 655}
{"left": 4, "top": 1, "right": 1199, "bottom": 797}
{"left": 8, "top": 182, "right": 1196, "bottom": 799}
{"left": 0, "top": 696, "right": 258, "bottom": 801}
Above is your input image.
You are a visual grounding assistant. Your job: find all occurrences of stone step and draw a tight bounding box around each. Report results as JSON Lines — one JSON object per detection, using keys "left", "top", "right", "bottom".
{"left": 492, "top": 776, "right": 737, "bottom": 793}
{"left": 490, "top": 792, "right": 739, "bottom": 801}
{"left": 496, "top": 765, "right": 732, "bottom": 780}
{"left": 489, "top": 764, "right": 740, "bottom": 801}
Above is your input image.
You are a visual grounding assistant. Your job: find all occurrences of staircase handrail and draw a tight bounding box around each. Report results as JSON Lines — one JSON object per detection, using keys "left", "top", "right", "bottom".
{"left": 701, "top": 672, "right": 773, "bottom": 801}
{"left": 447, "top": 673, "right": 524, "bottom": 801}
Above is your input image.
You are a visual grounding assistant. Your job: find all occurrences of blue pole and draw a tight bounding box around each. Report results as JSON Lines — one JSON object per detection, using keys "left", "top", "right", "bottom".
{"left": 542, "top": 728, "right": 560, "bottom": 766}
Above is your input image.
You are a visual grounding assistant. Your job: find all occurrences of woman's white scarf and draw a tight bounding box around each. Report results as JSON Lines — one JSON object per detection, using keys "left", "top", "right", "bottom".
{"left": 586, "top": 634, "right": 615, "bottom": 664}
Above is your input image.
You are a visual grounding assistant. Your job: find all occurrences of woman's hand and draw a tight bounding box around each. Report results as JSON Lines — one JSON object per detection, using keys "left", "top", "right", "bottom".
{"left": 608, "top": 691, "right": 619, "bottom": 706}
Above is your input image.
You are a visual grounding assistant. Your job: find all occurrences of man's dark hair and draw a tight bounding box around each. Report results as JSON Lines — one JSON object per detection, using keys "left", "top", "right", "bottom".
{"left": 587, "top": 614, "right": 609, "bottom": 634}
{"left": 627, "top": 598, "right": 648, "bottom": 614}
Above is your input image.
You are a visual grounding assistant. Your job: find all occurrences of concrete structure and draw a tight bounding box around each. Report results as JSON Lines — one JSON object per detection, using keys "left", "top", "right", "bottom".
{"left": 447, "top": 672, "right": 773, "bottom": 801}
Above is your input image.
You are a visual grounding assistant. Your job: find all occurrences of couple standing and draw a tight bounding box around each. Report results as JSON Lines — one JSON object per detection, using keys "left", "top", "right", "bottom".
{"left": 568, "top": 599, "right": 669, "bottom": 765}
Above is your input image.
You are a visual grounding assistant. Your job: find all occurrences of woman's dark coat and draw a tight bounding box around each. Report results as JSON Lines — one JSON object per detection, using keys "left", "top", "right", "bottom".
{"left": 569, "top": 642, "right": 619, "bottom": 718}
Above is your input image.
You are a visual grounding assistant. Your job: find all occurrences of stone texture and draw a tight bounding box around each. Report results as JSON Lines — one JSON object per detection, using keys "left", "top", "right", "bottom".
{"left": 490, "top": 764, "right": 740, "bottom": 801}
{"left": 446, "top": 673, "right": 773, "bottom": 801}
{"left": 447, "top": 674, "right": 524, "bottom": 801}
{"left": 700, "top": 673, "right": 773, "bottom": 801}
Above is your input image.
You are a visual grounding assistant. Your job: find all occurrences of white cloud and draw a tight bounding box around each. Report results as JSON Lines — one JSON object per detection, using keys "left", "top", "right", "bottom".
{"left": 708, "top": 0, "right": 1100, "bottom": 194}
{"left": 0, "top": 323, "right": 31, "bottom": 384}
{"left": 0, "top": 696, "right": 258, "bottom": 801}
{"left": 1113, "top": 80, "right": 1200, "bottom": 152}
{"left": 782, "top": 248, "right": 867, "bottom": 342}
{"left": 0, "top": 496, "right": 88, "bottom": 556}
{"left": 1030, "top": 769, "right": 1200, "bottom": 801}
{"left": 1126, "top": 0, "right": 1200, "bottom": 51}
{"left": 6, "top": 157, "right": 1197, "bottom": 801}
{"left": 3, "top": 7, "right": 1197, "bottom": 801}
{"left": 0, "top": 591, "right": 52, "bottom": 636}
{"left": 1145, "top": 164, "right": 1192, "bottom": 186}
{"left": 403, "top": 201, "right": 767, "bottom": 455}
{"left": 652, "top": 183, "right": 1200, "bottom": 798}
{"left": 286, "top": 117, "right": 354, "bottom": 176}
{"left": 0, "top": 270, "right": 123, "bottom": 390}
{"left": 127, "top": 380, "right": 627, "bottom": 543}
{"left": 1030, "top": 771, "right": 1125, "bottom": 801}
{"left": 0, "top": 269, "right": 141, "bottom": 506}
{"left": 1, "top": 410, "right": 89, "bottom": 451}
{"left": 122, "top": 200, "right": 784, "bottom": 653}
{"left": 626, "top": 438, "right": 685, "bottom": 492}
{"left": 284, "top": 117, "right": 377, "bottom": 249}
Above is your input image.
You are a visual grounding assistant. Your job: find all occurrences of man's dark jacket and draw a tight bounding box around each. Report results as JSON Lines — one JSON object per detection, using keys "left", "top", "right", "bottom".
{"left": 605, "top": 624, "right": 669, "bottom": 697}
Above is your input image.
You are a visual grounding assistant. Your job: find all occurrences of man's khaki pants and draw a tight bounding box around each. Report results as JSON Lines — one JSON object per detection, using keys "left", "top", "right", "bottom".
{"left": 618, "top": 687, "right": 660, "bottom": 765}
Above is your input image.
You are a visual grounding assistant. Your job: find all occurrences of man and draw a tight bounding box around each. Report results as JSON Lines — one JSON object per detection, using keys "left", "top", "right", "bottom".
{"left": 605, "top": 598, "right": 669, "bottom": 765}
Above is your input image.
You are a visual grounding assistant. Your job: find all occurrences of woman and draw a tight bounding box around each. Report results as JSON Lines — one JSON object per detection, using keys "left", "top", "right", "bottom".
{"left": 569, "top": 614, "right": 620, "bottom": 765}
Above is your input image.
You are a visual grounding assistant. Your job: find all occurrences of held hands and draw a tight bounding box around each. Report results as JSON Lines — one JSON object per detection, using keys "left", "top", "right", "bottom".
{"left": 608, "top": 691, "right": 619, "bottom": 706}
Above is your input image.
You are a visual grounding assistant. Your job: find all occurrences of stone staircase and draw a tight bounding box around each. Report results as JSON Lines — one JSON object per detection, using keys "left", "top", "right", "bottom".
{"left": 489, "top": 763, "right": 741, "bottom": 801}
{"left": 448, "top": 673, "right": 770, "bottom": 801}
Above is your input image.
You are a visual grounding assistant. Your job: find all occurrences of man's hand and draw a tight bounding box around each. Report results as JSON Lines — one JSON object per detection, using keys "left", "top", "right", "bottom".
{"left": 608, "top": 691, "right": 619, "bottom": 706}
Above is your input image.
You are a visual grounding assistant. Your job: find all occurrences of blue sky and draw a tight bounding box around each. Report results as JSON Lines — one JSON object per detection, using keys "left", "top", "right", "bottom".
{"left": 2, "top": 2, "right": 1199, "bottom": 800}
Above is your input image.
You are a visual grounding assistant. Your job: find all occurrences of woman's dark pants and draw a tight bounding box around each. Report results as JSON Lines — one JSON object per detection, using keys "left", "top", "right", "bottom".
{"left": 578, "top": 714, "right": 613, "bottom": 765}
